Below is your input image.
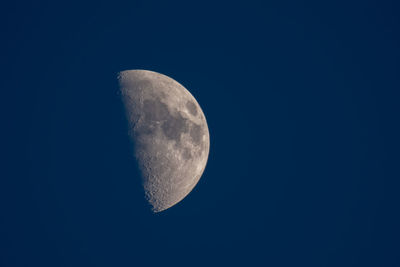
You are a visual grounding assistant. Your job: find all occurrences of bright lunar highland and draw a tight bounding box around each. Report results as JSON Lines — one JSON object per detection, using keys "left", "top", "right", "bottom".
{"left": 119, "top": 70, "right": 210, "bottom": 212}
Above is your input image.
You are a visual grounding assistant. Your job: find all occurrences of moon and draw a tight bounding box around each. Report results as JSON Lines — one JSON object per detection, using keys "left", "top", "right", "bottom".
{"left": 118, "top": 70, "right": 210, "bottom": 212}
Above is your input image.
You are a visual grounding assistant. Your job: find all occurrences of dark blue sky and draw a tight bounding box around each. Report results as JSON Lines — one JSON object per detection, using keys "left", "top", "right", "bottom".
{"left": 2, "top": 1, "right": 400, "bottom": 266}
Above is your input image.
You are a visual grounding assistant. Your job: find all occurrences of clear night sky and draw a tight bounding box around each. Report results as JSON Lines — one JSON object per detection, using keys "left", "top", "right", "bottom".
{"left": 2, "top": 1, "right": 400, "bottom": 266}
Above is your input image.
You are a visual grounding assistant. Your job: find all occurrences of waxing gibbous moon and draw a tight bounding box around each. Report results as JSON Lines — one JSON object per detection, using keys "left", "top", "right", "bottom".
{"left": 119, "top": 70, "right": 210, "bottom": 212}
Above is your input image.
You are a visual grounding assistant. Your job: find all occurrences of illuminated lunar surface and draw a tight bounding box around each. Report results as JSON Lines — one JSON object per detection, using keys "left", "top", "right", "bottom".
{"left": 119, "top": 70, "right": 210, "bottom": 212}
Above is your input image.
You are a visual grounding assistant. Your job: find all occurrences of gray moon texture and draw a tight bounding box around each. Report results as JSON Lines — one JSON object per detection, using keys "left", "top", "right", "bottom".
{"left": 118, "top": 70, "right": 210, "bottom": 212}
